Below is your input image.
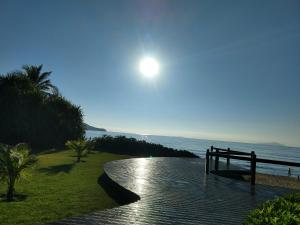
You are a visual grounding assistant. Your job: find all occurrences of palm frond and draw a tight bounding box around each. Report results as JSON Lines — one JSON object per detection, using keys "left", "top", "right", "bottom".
{"left": 21, "top": 64, "right": 58, "bottom": 95}
{"left": 65, "top": 140, "right": 88, "bottom": 162}
{"left": 0, "top": 143, "right": 36, "bottom": 183}
{"left": 37, "top": 64, "right": 43, "bottom": 75}
{"left": 37, "top": 71, "right": 51, "bottom": 83}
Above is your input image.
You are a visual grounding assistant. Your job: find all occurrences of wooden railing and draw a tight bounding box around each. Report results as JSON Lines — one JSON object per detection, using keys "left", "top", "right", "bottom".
{"left": 205, "top": 146, "right": 300, "bottom": 185}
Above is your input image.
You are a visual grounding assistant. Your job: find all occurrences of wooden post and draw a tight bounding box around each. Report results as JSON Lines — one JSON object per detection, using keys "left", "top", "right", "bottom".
{"left": 210, "top": 146, "right": 213, "bottom": 159}
{"left": 215, "top": 148, "right": 219, "bottom": 171}
{"left": 227, "top": 148, "right": 230, "bottom": 166}
{"left": 250, "top": 151, "right": 256, "bottom": 185}
{"left": 206, "top": 149, "right": 210, "bottom": 174}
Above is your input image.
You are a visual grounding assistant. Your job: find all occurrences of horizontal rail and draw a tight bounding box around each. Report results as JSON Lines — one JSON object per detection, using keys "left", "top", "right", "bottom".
{"left": 216, "top": 150, "right": 252, "bottom": 156}
{"left": 212, "top": 147, "right": 252, "bottom": 156}
{"left": 256, "top": 158, "right": 300, "bottom": 167}
{"left": 208, "top": 152, "right": 300, "bottom": 167}
{"left": 228, "top": 150, "right": 252, "bottom": 156}
{"left": 207, "top": 145, "right": 300, "bottom": 186}
{"left": 212, "top": 147, "right": 228, "bottom": 151}
{"left": 208, "top": 152, "right": 252, "bottom": 161}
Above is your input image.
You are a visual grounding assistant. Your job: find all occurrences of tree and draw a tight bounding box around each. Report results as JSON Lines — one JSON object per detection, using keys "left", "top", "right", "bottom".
{"left": 65, "top": 140, "right": 88, "bottom": 162}
{"left": 22, "top": 64, "right": 58, "bottom": 95}
{"left": 0, "top": 65, "right": 84, "bottom": 150}
{"left": 0, "top": 143, "right": 36, "bottom": 201}
{"left": 46, "top": 95, "right": 85, "bottom": 147}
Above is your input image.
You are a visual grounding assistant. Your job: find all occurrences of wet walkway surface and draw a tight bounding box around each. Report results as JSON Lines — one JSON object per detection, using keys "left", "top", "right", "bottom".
{"left": 49, "top": 158, "right": 293, "bottom": 225}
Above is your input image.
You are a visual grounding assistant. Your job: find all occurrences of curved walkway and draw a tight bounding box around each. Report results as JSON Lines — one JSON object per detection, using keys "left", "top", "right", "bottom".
{"left": 49, "top": 158, "right": 293, "bottom": 225}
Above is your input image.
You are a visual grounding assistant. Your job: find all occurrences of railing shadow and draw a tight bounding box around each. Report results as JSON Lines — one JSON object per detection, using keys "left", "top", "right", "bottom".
{"left": 98, "top": 173, "right": 140, "bottom": 205}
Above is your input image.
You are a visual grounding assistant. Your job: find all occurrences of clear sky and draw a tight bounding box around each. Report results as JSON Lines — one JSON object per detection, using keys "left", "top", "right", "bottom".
{"left": 0, "top": 0, "right": 299, "bottom": 147}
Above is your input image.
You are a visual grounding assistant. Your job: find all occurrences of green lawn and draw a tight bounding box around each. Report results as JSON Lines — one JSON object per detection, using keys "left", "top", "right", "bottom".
{"left": 0, "top": 150, "right": 131, "bottom": 225}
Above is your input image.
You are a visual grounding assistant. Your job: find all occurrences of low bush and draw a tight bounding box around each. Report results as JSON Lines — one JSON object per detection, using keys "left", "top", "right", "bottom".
{"left": 65, "top": 140, "right": 88, "bottom": 162}
{"left": 244, "top": 192, "right": 300, "bottom": 225}
{"left": 91, "top": 135, "right": 198, "bottom": 158}
{"left": 0, "top": 143, "right": 36, "bottom": 201}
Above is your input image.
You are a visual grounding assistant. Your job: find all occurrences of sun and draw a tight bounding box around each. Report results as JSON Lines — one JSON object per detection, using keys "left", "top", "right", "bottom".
{"left": 139, "top": 57, "right": 159, "bottom": 78}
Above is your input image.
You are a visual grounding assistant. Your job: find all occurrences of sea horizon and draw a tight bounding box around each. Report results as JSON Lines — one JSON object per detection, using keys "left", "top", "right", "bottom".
{"left": 87, "top": 128, "right": 300, "bottom": 148}
{"left": 86, "top": 130, "right": 300, "bottom": 177}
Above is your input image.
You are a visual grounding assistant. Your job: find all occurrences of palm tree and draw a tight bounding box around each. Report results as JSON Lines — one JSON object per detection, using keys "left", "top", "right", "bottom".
{"left": 65, "top": 140, "right": 88, "bottom": 162}
{"left": 22, "top": 64, "right": 58, "bottom": 95}
{"left": 0, "top": 143, "right": 36, "bottom": 201}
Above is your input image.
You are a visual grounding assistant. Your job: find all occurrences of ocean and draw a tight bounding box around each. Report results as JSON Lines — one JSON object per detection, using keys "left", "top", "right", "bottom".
{"left": 86, "top": 130, "right": 300, "bottom": 177}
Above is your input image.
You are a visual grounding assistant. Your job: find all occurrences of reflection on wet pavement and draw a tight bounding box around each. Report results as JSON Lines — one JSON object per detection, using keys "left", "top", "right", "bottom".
{"left": 50, "top": 158, "right": 292, "bottom": 225}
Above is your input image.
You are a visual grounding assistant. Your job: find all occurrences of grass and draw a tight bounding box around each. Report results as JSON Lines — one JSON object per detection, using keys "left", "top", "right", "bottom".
{"left": 0, "top": 150, "right": 131, "bottom": 225}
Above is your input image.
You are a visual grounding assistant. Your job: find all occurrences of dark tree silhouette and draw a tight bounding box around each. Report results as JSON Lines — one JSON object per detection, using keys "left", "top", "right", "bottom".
{"left": 22, "top": 64, "right": 58, "bottom": 95}
{"left": 91, "top": 135, "right": 198, "bottom": 158}
{"left": 0, "top": 65, "right": 84, "bottom": 150}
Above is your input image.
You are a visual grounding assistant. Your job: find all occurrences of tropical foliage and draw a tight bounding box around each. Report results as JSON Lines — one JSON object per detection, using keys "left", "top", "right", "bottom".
{"left": 85, "top": 138, "right": 96, "bottom": 153}
{"left": 65, "top": 140, "right": 88, "bottom": 162}
{"left": 0, "top": 150, "right": 130, "bottom": 225}
{"left": 244, "top": 192, "right": 300, "bottom": 225}
{"left": 91, "top": 135, "right": 198, "bottom": 157}
{"left": 0, "top": 143, "right": 36, "bottom": 201}
{"left": 22, "top": 64, "right": 58, "bottom": 95}
{"left": 0, "top": 65, "right": 84, "bottom": 150}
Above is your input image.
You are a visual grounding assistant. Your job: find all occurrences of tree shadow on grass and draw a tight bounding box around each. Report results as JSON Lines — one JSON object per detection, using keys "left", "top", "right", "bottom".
{"left": 38, "top": 163, "right": 75, "bottom": 175}
{"left": 0, "top": 194, "right": 28, "bottom": 202}
{"left": 35, "top": 148, "right": 63, "bottom": 155}
{"left": 98, "top": 173, "right": 140, "bottom": 205}
{"left": 70, "top": 155, "right": 87, "bottom": 163}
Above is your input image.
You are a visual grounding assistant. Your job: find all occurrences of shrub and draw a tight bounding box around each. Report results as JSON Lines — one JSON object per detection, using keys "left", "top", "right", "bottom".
{"left": 0, "top": 143, "right": 37, "bottom": 201}
{"left": 92, "top": 135, "right": 198, "bottom": 158}
{"left": 244, "top": 192, "right": 300, "bottom": 225}
{"left": 65, "top": 140, "right": 88, "bottom": 162}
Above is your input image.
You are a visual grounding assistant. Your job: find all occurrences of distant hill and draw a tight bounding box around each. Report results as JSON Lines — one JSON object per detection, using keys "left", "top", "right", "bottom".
{"left": 258, "top": 142, "right": 285, "bottom": 147}
{"left": 84, "top": 123, "right": 106, "bottom": 132}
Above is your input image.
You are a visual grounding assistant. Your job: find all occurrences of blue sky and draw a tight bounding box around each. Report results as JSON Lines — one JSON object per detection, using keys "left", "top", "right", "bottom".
{"left": 0, "top": 0, "right": 299, "bottom": 146}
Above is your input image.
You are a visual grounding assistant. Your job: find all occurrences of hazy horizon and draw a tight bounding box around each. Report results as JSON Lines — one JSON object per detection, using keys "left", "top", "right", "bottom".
{"left": 1, "top": 0, "right": 300, "bottom": 146}
{"left": 85, "top": 123, "right": 300, "bottom": 148}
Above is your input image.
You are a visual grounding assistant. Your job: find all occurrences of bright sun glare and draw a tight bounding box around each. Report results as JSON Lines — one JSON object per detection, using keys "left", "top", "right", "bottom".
{"left": 139, "top": 57, "right": 159, "bottom": 78}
